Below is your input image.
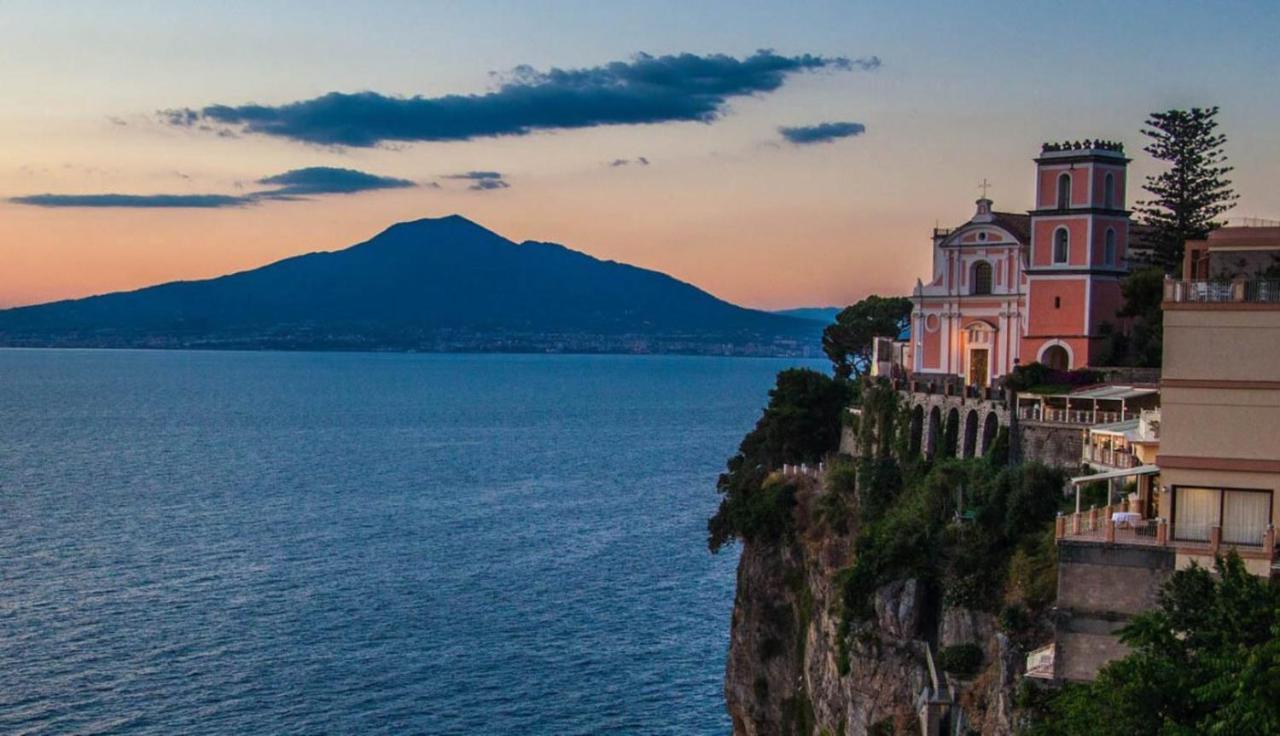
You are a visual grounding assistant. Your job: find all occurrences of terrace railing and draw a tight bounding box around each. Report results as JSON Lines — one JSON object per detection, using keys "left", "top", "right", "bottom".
{"left": 1082, "top": 446, "right": 1141, "bottom": 469}
{"left": 1164, "top": 279, "right": 1280, "bottom": 304}
{"left": 1017, "top": 406, "right": 1134, "bottom": 426}
{"left": 1056, "top": 508, "right": 1277, "bottom": 563}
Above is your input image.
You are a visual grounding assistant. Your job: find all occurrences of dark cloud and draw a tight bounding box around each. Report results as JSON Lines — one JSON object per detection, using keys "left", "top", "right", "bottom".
{"left": 608, "top": 156, "right": 650, "bottom": 167}
{"left": 165, "top": 51, "right": 878, "bottom": 147}
{"left": 778, "top": 121, "right": 867, "bottom": 145}
{"left": 255, "top": 166, "right": 415, "bottom": 197}
{"left": 444, "top": 171, "right": 510, "bottom": 191}
{"left": 8, "top": 193, "right": 249, "bottom": 208}
{"left": 10, "top": 166, "right": 418, "bottom": 208}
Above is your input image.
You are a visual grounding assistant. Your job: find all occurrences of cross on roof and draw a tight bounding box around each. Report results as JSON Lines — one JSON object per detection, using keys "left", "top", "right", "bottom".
{"left": 978, "top": 178, "right": 993, "bottom": 199}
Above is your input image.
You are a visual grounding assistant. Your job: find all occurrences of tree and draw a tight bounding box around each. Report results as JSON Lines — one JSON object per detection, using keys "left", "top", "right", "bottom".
{"left": 708, "top": 368, "right": 851, "bottom": 552}
{"left": 1033, "top": 552, "right": 1280, "bottom": 736}
{"left": 1116, "top": 266, "right": 1166, "bottom": 367}
{"left": 1135, "top": 107, "right": 1239, "bottom": 273}
{"left": 823, "top": 295, "right": 913, "bottom": 379}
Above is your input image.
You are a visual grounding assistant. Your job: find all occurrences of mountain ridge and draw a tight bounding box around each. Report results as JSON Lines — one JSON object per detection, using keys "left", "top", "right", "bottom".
{"left": 0, "top": 215, "right": 820, "bottom": 356}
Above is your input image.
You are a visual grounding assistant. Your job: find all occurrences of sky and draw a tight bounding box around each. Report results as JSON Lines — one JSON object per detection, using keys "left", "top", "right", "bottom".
{"left": 2, "top": 0, "right": 1278, "bottom": 311}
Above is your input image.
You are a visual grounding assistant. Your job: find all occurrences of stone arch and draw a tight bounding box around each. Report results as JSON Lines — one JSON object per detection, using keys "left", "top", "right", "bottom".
{"left": 1040, "top": 343, "right": 1070, "bottom": 371}
{"left": 943, "top": 407, "right": 961, "bottom": 458}
{"left": 909, "top": 404, "right": 925, "bottom": 458}
{"left": 962, "top": 409, "right": 980, "bottom": 458}
{"left": 980, "top": 412, "right": 999, "bottom": 456}
{"left": 926, "top": 405, "right": 942, "bottom": 459}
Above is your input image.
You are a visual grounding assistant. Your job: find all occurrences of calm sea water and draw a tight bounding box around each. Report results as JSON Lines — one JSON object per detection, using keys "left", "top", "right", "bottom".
{"left": 0, "top": 349, "right": 824, "bottom": 735}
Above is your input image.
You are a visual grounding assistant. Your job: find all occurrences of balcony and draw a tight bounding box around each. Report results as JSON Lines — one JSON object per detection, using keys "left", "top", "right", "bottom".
{"left": 1056, "top": 506, "right": 1278, "bottom": 564}
{"left": 1017, "top": 405, "right": 1134, "bottom": 426}
{"left": 1164, "top": 278, "right": 1280, "bottom": 305}
{"left": 1082, "top": 445, "right": 1142, "bottom": 469}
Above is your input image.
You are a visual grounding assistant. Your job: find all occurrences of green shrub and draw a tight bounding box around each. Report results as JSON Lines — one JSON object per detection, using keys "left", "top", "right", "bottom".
{"left": 938, "top": 643, "right": 984, "bottom": 677}
{"left": 999, "top": 603, "right": 1030, "bottom": 634}
{"left": 708, "top": 368, "right": 852, "bottom": 552}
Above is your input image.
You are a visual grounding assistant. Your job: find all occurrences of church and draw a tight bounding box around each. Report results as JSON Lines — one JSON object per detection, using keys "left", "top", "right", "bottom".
{"left": 908, "top": 141, "right": 1132, "bottom": 385}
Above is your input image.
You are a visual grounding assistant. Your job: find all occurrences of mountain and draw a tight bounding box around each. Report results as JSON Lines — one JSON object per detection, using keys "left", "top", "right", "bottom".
{"left": 772, "top": 306, "right": 842, "bottom": 324}
{"left": 0, "top": 215, "right": 820, "bottom": 356}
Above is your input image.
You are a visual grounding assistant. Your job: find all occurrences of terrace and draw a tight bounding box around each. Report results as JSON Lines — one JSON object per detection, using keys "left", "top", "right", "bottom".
{"left": 1015, "top": 385, "right": 1158, "bottom": 427}
{"left": 1081, "top": 409, "right": 1159, "bottom": 471}
{"left": 1056, "top": 466, "right": 1278, "bottom": 567}
{"left": 1164, "top": 278, "right": 1280, "bottom": 304}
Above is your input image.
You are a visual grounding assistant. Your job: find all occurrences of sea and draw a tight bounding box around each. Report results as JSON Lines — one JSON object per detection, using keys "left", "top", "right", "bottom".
{"left": 0, "top": 349, "right": 826, "bottom": 735}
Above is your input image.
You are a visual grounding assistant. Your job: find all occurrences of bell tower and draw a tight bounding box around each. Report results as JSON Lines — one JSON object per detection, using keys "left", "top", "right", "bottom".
{"left": 1020, "top": 140, "right": 1131, "bottom": 370}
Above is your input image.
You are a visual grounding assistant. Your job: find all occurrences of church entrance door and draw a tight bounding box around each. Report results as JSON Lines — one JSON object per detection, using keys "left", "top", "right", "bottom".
{"left": 968, "top": 348, "right": 988, "bottom": 387}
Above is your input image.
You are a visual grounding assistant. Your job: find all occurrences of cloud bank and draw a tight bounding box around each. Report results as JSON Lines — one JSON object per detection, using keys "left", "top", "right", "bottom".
{"left": 164, "top": 51, "right": 879, "bottom": 147}
{"left": 443, "top": 171, "right": 510, "bottom": 191}
{"left": 8, "top": 193, "right": 248, "bottom": 208}
{"left": 10, "top": 166, "right": 417, "bottom": 208}
{"left": 254, "top": 166, "right": 415, "bottom": 197}
{"left": 778, "top": 121, "right": 867, "bottom": 145}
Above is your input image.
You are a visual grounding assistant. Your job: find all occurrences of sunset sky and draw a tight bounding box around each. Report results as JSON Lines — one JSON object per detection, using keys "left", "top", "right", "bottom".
{"left": 2, "top": 1, "right": 1278, "bottom": 310}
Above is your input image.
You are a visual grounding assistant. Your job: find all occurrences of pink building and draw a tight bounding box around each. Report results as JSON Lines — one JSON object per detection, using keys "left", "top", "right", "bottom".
{"left": 910, "top": 141, "right": 1131, "bottom": 384}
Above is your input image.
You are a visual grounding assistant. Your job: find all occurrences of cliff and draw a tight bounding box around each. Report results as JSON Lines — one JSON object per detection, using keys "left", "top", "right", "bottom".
{"left": 724, "top": 471, "right": 1030, "bottom": 736}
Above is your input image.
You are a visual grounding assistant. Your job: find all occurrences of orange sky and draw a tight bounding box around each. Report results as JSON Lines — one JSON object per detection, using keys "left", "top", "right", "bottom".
{"left": 3, "top": 2, "right": 1278, "bottom": 312}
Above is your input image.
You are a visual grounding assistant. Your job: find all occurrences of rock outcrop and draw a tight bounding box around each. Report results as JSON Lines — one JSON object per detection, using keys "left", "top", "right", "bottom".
{"left": 724, "top": 477, "right": 1027, "bottom": 736}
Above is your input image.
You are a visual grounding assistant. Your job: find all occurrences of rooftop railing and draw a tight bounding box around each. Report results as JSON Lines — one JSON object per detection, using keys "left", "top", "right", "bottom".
{"left": 1164, "top": 279, "right": 1280, "bottom": 304}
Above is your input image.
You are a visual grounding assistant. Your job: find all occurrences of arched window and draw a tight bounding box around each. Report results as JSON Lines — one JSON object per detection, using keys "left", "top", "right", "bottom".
{"left": 1053, "top": 228, "right": 1069, "bottom": 264}
{"left": 971, "top": 261, "right": 993, "bottom": 295}
{"left": 1104, "top": 173, "right": 1116, "bottom": 208}
{"left": 1057, "top": 173, "right": 1071, "bottom": 209}
{"left": 1104, "top": 228, "right": 1117, "bottom": 265}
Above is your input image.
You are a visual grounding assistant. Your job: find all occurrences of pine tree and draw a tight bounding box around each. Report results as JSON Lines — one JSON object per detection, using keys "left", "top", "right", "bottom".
{"left": 1135, "top": 107, "right": 1238, "bottom": 273}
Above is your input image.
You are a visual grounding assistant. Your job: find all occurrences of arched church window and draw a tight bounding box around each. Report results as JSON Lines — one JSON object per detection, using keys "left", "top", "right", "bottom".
{"left": 971, "top": 261, "right": 993, "bottom": 295}
{"left": 1057, "top": 173, "right": 1071, "bottom": 209}
{"left": 1053, "top": 228, "right": 1069, "bottom": 264}
{"left": 1104, "top": 173, "right": 1116, "bottom": 208}
{"left": 1104, "top": 228, "right": 1117, "bottom": 265}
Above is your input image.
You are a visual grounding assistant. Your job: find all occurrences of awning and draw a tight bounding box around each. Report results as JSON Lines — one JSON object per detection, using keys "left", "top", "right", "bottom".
{"left": 1070, "top": 464, "right": 1160, "bottom": 485}
{"left": 1067, "top": 385, "right": 1158, "bottom": 401}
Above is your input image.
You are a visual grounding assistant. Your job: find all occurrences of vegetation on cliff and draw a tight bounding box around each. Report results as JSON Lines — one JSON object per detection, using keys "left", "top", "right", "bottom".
{"left": 707, "top": 368, "right": 852, "bottom": 553}
{"left": 1031, "top": 552, "right": 1280, "bottom": 736}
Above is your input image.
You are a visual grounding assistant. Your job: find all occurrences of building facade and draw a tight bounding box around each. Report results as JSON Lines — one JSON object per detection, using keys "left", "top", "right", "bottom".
{"left": 910, "top": 141, "right": 1132, "bottom": 384}
{"left": 1158, "top": 226, "right": 1280, "bottom": 576}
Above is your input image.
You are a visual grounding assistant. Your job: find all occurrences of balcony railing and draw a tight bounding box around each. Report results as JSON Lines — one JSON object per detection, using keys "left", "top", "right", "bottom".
{"left": 1018, "top": 406, "right": 1133, "bottom": 426}
{"left": 1164, "top": 279, "right": 1280, "bottom": 304}
{"left": 1056, "top": 507, "right": 1277, "bottom": 563}
{"left": 1082, "top": 446, "right": 1141, "bottom": 469}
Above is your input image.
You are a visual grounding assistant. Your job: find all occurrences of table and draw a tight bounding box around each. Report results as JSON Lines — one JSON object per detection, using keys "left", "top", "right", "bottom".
{"left": 1111, "top": 511, "right": 1141, "bottom": 527}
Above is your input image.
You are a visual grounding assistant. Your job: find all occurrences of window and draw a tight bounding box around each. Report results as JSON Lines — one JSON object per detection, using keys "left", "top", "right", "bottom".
{"left": 1104, "top": 228, "right": 1116, "bottom": 265}
{"left": 1174, "top": 487, "right": 1218, "bottom": 542}
{"left": 1057, "top": 173, "right": 1071, "bottom": 209}
{"left": 1223, "top": 491, "right": 1271, "bottom": 545}
{"left": 1174, "top": 487, "right": 1273, "bottom": 546}
{"left": 1054, "top": 296, "right": 1061, "bottom": 309}
{"left": 1053, "top": 228, "right": 1069, "bottom": 264}
{"left": 971, "top": 261, "right": 993, "bottom": 295}
{"left": 1104, "top": 173, "right": 1116, "bottom": 208}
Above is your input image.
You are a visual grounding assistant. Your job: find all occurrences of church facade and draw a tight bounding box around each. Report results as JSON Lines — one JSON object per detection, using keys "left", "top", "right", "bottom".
{"left": 909, "top": 141, "right": 1132, "bottom": 385}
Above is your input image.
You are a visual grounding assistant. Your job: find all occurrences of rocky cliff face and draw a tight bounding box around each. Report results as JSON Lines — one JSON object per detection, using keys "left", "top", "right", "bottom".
{"left": 724, "top": 477, "right": 1026, "bottom": 736}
